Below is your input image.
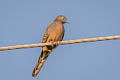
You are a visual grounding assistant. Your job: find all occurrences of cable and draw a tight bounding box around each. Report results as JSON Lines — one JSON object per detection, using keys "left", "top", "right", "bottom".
{"left": 0, "top": 35, "right": 120, "bottom": 51}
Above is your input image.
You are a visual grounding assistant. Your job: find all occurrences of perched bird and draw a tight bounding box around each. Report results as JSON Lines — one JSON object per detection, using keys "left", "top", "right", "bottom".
{"left": 32, "top": 15, "right": 69, "bottom": 77}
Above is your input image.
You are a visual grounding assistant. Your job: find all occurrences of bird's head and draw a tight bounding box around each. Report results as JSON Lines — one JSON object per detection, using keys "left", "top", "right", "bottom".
{"left": 55, "top": 15, "right": 69, "bottom": 24}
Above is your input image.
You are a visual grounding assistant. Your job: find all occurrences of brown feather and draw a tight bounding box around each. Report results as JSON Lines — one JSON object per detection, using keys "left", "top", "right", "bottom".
{"left": 32, "top": 50, "right": 50, "bottom": 77}
{"left": 32, "top": 15, "right": 68, "bottom": 77}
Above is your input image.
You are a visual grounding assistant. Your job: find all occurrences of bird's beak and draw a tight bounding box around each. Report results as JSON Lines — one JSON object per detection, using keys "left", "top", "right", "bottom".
{"left": 65, "top": 21, "right": 69, "bottom": 24}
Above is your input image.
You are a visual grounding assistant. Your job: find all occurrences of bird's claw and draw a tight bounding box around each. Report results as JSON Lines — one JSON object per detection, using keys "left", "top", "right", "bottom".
{"left": 50, "top": 41, "right": 60, "bottom": 47}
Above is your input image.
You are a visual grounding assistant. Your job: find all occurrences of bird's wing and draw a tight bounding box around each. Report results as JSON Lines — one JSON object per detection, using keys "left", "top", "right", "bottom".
{"left": 42, "top": 22, "right": 57, "bottom": 43}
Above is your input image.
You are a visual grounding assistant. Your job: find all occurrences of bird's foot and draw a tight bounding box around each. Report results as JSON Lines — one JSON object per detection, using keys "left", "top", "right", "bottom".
{"left": 50, "top": 41, "right": 55, "bottom": 47}
{"left": 54, "top": 41, "right": 61, "bottom": 46}
{"left": 50, "top": 41, "right": 61, "bottom": 46}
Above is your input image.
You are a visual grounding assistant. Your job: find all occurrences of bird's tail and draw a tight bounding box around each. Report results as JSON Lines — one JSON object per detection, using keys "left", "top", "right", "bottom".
{"left": 32, "top": 50, "right": 50, "bottom": 77}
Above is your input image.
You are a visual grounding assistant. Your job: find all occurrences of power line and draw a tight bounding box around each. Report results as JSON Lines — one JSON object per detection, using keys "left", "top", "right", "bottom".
{"left": 0, "top": 35, "right": 120, "bottom": 51}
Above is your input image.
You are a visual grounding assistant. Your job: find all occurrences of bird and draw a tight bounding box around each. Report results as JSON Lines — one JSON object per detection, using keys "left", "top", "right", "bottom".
{"left": 32, "top": 15, "right": 69, "bottom": 77}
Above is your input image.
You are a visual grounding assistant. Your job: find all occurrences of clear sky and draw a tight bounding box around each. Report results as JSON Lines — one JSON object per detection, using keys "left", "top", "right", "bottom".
{"left": 0, "top": 0, "right": 120, "bottom": 80}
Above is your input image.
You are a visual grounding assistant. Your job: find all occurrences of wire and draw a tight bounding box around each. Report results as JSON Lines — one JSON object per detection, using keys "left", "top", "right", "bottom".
{"left": 0, "top": 35, "right": 120, "bottom": 51}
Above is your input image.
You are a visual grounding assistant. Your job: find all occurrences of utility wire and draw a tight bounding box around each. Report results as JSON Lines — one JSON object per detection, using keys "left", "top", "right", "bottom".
{"left": 0, "top": 35, "right": 120, "bottom": 51}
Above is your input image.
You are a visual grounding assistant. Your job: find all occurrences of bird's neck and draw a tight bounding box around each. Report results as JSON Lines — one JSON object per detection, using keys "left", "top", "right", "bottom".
{"left": 54, "top": 20, "right": 63, "bottom": 24}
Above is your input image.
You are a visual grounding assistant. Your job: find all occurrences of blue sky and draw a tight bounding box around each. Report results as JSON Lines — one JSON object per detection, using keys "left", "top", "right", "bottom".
{"left": 0, "top": 0, "right": 120, "bottom": 80}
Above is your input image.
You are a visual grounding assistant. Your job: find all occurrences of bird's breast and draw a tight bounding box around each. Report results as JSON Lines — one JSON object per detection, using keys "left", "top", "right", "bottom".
{"left": 47, "top": 23, "right": 64, "bottom": 42}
